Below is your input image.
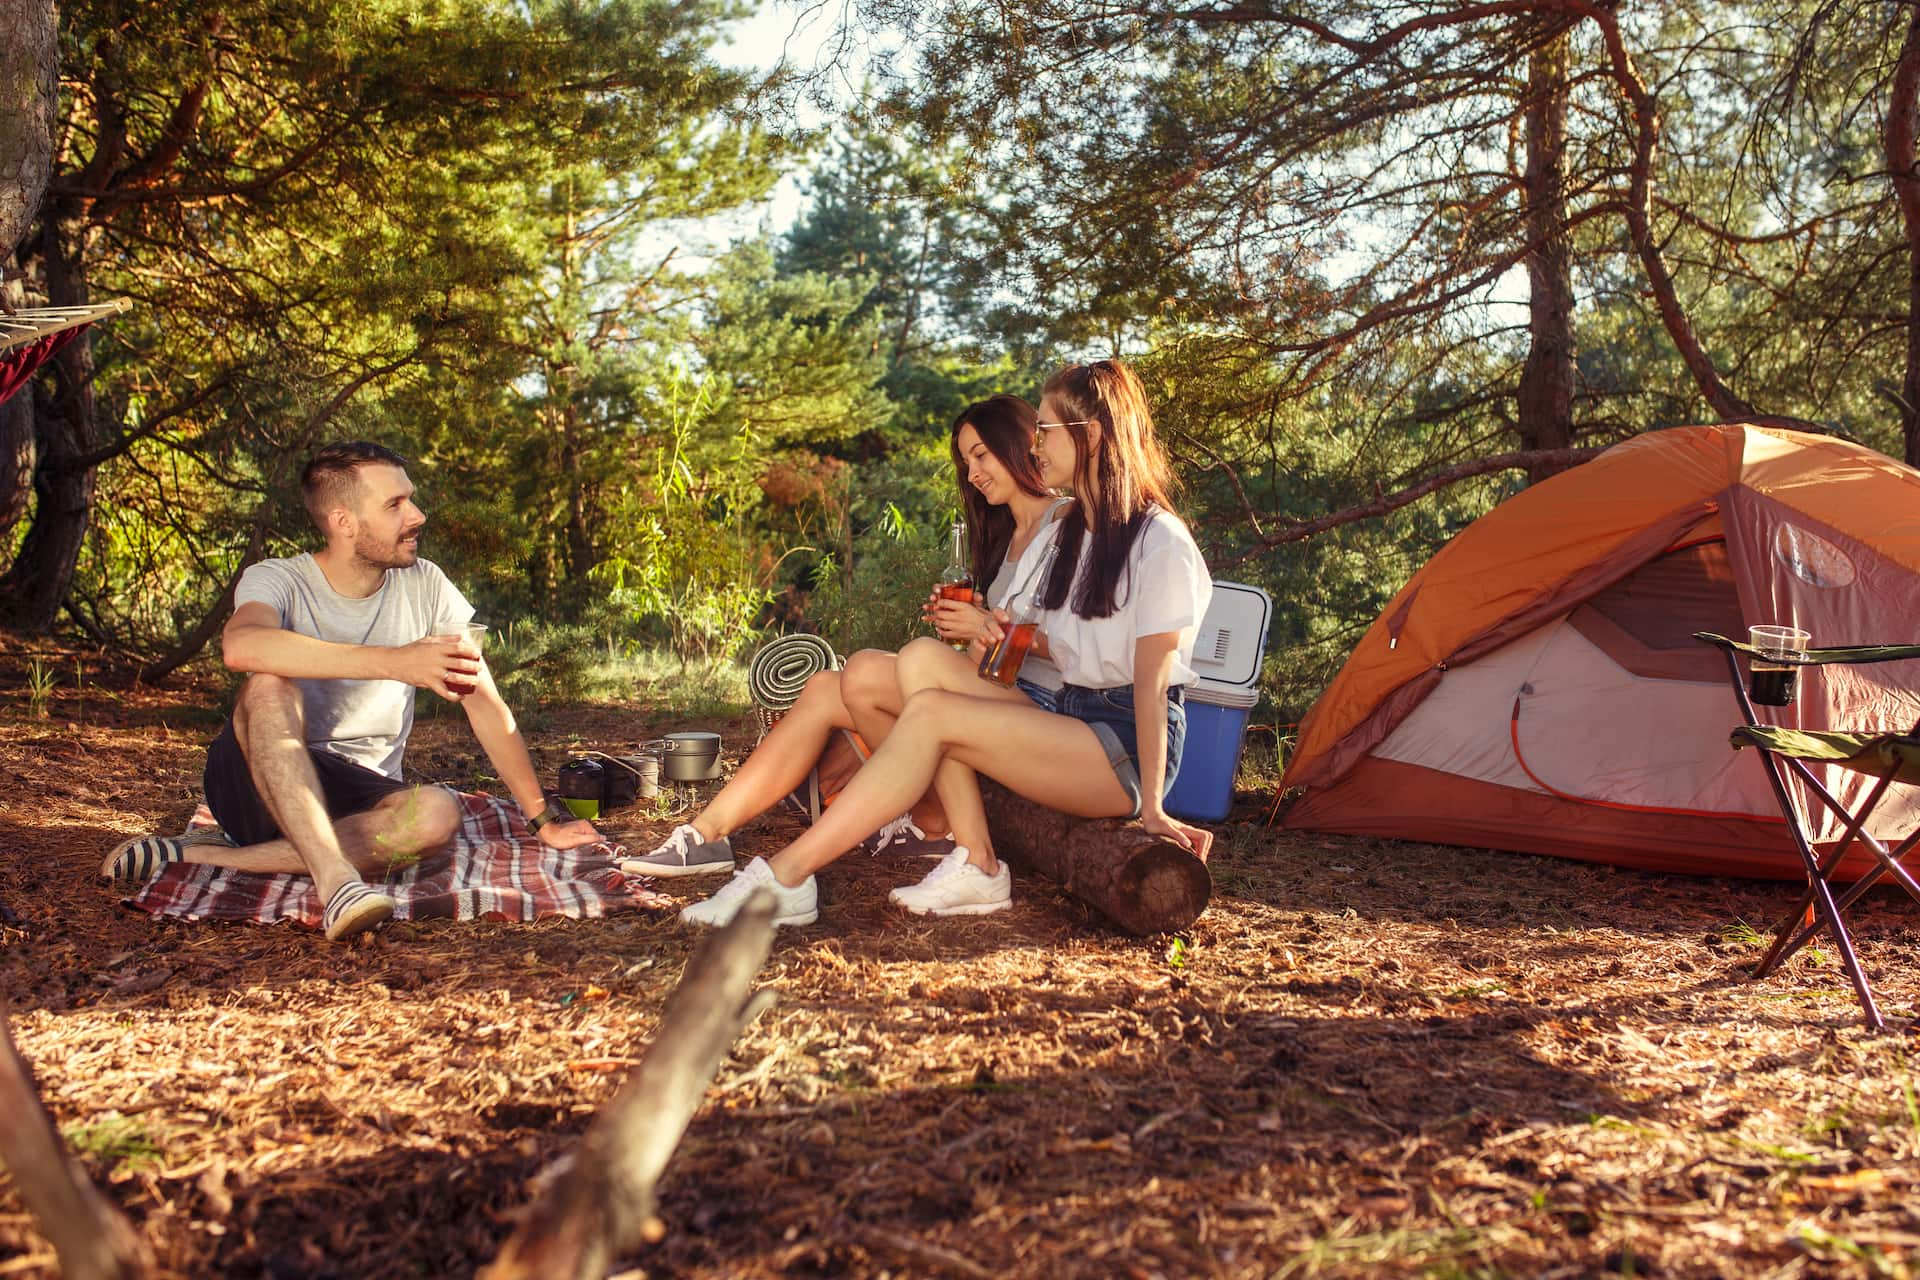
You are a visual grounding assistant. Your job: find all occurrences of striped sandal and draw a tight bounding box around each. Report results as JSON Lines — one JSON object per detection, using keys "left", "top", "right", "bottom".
{"left": 323, "top": 880, "right": 397, "bottom": 941}
{"left": 100, "top": 826, "right": 231, "bottom": 883}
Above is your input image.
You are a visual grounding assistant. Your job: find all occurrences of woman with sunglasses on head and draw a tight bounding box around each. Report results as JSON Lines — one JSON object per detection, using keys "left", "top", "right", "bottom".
{"left": 682, "top": 358, "right": 1211, "bottom": 927}
{"left": 621, "top": 394, "right": 1064, "bottom": 880}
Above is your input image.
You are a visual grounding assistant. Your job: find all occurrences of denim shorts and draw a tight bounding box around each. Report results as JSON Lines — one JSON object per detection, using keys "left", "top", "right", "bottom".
{"left": 1056, "top": 683, "right": 1187, "bottom": 819}
{"left": 1015, "top": 676, "right": 1061, "bottom": 713}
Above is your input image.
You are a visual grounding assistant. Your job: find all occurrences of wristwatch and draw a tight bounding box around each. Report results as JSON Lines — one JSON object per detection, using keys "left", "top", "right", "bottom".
{"left": 528, "top": 802, "right": 569, "bottom": 833}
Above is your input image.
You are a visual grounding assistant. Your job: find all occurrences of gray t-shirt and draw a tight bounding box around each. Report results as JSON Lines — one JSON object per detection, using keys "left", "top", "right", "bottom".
{"left": 233, "top": 554, "right": 473, "bottom": 778}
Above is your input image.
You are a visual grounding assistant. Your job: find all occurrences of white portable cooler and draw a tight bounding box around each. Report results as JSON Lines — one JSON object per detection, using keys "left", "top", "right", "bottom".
{"left": 1164, "top": 580, "right": 1272, "bottom": 823}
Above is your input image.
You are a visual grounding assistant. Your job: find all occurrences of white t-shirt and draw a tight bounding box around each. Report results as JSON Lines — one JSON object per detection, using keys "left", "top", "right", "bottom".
{"left": 986, "top": 499, "right": 1073, "bottom": 690}
{"left": 233, "top": 554, "right": 473, "bottom": 778}
{"left": 1036, "top": 509, "right": 1211, "bottom": 688}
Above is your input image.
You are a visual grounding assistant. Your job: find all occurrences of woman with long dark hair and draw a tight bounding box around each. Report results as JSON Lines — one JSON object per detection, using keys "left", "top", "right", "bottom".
{"left": 621, "top": 395, "right": 1061, "bottom": 879}
{"left": 833, "top": 399, "right": 1072, "bottom": 829}
{"left": 682, "top": 359, "right": 1211, "bottom": 926}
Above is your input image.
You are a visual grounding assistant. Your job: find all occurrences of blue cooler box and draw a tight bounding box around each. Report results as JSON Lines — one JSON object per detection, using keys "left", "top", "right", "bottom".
{"left": 1165, "top": 581, "right": 1272, "bottom": 823}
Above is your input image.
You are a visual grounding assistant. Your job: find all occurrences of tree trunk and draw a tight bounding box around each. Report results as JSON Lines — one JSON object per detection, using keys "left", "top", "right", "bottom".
{"left": 483, "top": 891, "right": 778, "bottom": 1279}
{"left": 0, "top": 210, "right": 98, "bottom": 632}
{"left": 0, "top": 1, "right": 56, "bottom": 264}
{"left": 561, "top": 417, "right": 597, "bottom": 589}
{"left": 0, "top": 1002, "right": 154, "bottom": 1280}
{"left": 1517, "top": 32, "right": 1576, "bottom": 484}
{"left": 979, "top": 779, "right": 1211, "bottom": 935}
{"left": 1, "top": 2, "right": 57, "bottom": 543}
{"left": 1888, "top": 4, "right": 1920, "bottom": 466}
{"left": 0, "top": 391, "right": 35, "bottom": 529}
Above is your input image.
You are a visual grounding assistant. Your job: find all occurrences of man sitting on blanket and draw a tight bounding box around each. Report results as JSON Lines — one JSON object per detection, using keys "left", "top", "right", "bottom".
{"left": 101, "top": 441, "right": 600, "bottom": 940}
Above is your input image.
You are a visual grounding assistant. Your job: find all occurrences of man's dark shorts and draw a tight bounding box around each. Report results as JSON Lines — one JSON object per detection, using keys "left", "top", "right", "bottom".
{"left": 204, "top": 721, "right": 413, "bottom": 847}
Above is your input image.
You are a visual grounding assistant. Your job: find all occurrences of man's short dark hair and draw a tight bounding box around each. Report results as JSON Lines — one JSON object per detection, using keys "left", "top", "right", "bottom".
{"left": 300, "top": 442, "right": 409, "bottom": 532}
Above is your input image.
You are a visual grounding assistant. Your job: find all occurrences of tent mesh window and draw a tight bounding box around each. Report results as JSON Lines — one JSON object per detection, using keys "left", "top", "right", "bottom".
{"left": 1569, "top": 540, "right": 1746, "bottom": 682}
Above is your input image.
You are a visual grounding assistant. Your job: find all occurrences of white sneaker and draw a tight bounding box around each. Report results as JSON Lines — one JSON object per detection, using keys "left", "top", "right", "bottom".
{"left": 679, "top": 856, "right": 818, "bottom": 929}
{"left": 888, "top": 846, "right": 1011, "bottom": 917}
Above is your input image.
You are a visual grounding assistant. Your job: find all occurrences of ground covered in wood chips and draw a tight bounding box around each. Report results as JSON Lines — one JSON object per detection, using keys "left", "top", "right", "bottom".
{"left": 3, "top": 646, "right": 1920, "bottom": 1279}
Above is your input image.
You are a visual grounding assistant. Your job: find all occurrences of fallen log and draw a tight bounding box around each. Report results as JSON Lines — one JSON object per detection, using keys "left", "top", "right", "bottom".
{"left": 980, "top": 779, "right": 1211, "bottom": 935}
{"left": 482, "top": 890, "right": 779, "bottom": 1280}
{"left": 0, "top": 1000, "right": 153, "bottom": 1280}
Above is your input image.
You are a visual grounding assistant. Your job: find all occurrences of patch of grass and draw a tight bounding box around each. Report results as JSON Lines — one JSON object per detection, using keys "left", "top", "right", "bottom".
{"left": 1729, "top": 1135, "right": 1818, "bottom": 1164}
{"left": 419, "top": 630, "right": 753, "bottom": 721}
{"left": 1587, "top": 1115, "right": 1665, "bottom": 1141}
{"left": 1447, "top": 981, "right": 1508, "bottom": 1000}
{"left": 618, "top": 649, "right": 753, "bottom": 719}
{"left": 631, "top": 785, "right": 694, "bottom": 824}
{"left": 25, "top": 659, "right": 55, "bottom": 719}
{"left": 1793, "top": 1223, "right": 1906, "bottom": 1277}
{"left": 1802, "top": 1102, "right": 1854, "bottom": 1140}
{"left": 62, "top": 1114, "right": 161, "bottom": 1173}
{"left": 1717, "top": 919, "right": 1768, "bottom": 948}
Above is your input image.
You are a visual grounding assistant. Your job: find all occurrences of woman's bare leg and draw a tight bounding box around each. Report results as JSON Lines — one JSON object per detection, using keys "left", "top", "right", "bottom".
{"left": 842, "top": 648, "right": 948, "bottom": 833}
{"left": 764, "top": 687, "right": 1131, "bottom": 887}
{"left": 687, "top": 670, "right": 854, "bottom": 840}
{"left": 841, "top": 649, "right": 903, "bottom": 748}
{"left": 893, "top": 636, "right": 1031, "bottom": 870}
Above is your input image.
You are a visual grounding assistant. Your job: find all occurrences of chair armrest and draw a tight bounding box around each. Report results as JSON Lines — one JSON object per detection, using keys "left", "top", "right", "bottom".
{"left": 1693, "top": 632, "right": 1920, "bottom": 667}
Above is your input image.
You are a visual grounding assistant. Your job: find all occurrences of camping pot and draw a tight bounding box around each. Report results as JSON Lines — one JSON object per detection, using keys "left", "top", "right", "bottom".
{"left": 660, "top": 732, "right": 722, "bottom": 782}
{"left": 614, "top": 752, "right": 668, "bottom": 802}
{"left": 620, "top": 751, "right": 661, "bottom": 800}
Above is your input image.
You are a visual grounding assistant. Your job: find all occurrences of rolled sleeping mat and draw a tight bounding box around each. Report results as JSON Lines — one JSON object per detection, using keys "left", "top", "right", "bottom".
{"left": 747, "top": 633, "right": 840, "bottom": 717}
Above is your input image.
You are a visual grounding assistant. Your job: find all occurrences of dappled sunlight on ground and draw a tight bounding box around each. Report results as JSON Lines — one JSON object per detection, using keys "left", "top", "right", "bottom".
{"left": 2, "top": 650, "right": 1918, "bottom": 1276}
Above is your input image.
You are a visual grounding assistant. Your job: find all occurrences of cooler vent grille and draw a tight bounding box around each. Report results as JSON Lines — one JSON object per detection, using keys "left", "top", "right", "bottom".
{"left": 1212, "top": 628, "right": 1232, "bottom": 661}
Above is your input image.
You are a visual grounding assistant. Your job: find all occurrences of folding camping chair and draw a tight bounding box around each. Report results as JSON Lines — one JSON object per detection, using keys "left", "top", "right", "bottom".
{"left": 1695, "top": 632, "right": 1920, "bottom": 1028}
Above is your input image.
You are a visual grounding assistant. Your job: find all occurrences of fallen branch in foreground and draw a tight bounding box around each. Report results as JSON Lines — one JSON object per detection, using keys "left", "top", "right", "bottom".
{"left": 482, "top": 890, "right": 779, "bottom": 1280}
{"left": 0, "top": 998, "right": 153, "bottom": 1280}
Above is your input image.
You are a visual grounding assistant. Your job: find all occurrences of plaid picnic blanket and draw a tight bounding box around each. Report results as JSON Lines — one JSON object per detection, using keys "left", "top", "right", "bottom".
{"left": 123, "top": 790, "right": 669, "bottom": 928}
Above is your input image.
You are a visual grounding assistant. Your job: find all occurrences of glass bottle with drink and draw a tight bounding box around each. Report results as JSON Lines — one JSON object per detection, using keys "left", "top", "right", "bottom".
{"left": 978, "top": 537, "right": 1057, "bottom": 687}
{"left": 934, "top": 521, "right": 974, "bottom": 650}
{"left": 979, "top": 582, "right": 1043, "bottom": 687}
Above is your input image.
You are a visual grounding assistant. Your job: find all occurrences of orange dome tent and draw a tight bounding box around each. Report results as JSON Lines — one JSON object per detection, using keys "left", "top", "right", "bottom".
{"left": 1279, "top": 423, "right": 1920, "bottom": 879}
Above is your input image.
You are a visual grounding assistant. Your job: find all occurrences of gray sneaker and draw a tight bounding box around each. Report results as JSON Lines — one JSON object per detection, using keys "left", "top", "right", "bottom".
{"left": 620, "top": 823, "right": 735, "bottom": 878}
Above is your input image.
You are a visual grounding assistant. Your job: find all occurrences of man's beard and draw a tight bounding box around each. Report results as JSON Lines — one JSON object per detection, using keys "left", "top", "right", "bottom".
{"left": 355, "top": 529, "right": 422, "bottom": 571}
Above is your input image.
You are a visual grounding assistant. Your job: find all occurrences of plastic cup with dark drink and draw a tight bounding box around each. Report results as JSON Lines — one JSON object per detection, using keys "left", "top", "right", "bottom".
{"left": 1748, "top": 623, "right": 1809, "bottom": 707}
{"left": 447, "top": 622, "right": 486, "bottom": 695}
